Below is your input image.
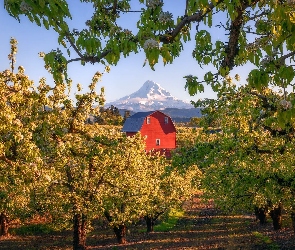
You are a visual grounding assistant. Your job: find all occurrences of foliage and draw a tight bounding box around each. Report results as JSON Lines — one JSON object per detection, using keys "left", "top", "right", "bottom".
{"left": 98, "top": 133, "right": 200, "bottom": 236}
{"left": 11, "top": 223, "right": 54, "bottom": 236}
{"left": 90, "top": 105, "right": 123, "bottom": 125}
{"left": 181, "top": 81, "right": 295, "bottom": 216}
{"left": 6, "top": 0, "right": 295, "bottom": 242}
{"left": 172, "top": 131, "right": 217, "bottom": 173}
{"left": 175, "top": 126, "right": 202, "bottom": 148}
{"left": 5, "top": 0, "right": 295, "bottom": 98}
{"left": 0, "top": 40, "right": 199, "bottom": 246}
{"left": 142, "top": 155, "right": 200, "bottom": 232}
{"left": 100, "top": 133, "right": 164, "bottom": 228}
{"left": 188, "top": 117, "right": 202, "bottom": 127}
{"left": 26, "top": 60, "right": 106, "bottom": 247}
{"left": 0, "top": 38, "right": 50, "bottom": 232}
{"left": 0, "top": 38, "right": 104, "bottom": 248}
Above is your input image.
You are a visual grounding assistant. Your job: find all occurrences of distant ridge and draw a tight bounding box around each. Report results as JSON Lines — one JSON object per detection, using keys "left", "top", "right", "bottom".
{"left": 117, "top": 107, "right": 202, "bottom": 123}
{"left": 106, "top": 80, "right": 194, "bottom": 112}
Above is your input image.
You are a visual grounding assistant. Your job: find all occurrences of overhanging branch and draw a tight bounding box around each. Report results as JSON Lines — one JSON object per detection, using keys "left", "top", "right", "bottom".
{"left": 159, "top": 0, "right": 224, "bottom": 44}
{"left": 67, "top": 50, "right": 112, "bottom": 64}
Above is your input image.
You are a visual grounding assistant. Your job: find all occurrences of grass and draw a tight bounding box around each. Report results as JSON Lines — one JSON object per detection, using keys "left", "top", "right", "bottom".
{"left": 154, "top": 209, "right": 184, "bottom": 232}
{"left": 10, "top": 223, "right": 55, "bottom": 236}
{"left": 252, "top": 231, "right": 280, "bottom": 250}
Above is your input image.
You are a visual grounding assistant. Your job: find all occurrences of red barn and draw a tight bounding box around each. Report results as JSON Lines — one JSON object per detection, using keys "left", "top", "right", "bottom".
{"left": 122, "top": 110, "right": 176, "bottom": 157}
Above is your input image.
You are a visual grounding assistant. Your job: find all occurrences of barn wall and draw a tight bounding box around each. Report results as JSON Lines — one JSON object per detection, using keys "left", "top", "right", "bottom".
{"left": 140, "top": 111, "right": 176, "bottom": 151}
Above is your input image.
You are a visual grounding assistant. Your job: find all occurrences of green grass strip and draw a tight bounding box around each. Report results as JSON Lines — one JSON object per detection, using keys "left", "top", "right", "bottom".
{"left": 11, "top": 223, "right": 55, "bottom": 236}
{"left": 252, "top": 231, "right": 280, "bottom": 250}
{"left": 154, "top": 209, "right": 184, "bottom": 232}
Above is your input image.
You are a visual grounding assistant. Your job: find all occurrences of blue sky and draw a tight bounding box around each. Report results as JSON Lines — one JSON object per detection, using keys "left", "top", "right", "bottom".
{"left": 0, "top": 1, "right": 251, "bottom": 104}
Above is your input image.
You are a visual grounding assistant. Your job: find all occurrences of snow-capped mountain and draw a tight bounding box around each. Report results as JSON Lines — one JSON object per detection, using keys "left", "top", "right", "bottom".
{"left": 106, "top": 80, "right": 194, "bottom": 112}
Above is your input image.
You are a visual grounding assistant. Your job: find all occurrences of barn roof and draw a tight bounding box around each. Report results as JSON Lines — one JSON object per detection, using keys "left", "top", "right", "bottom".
{"left": 122, "top": 111, "right": 154, "bottom": 132}
{"left": 128, "top": 111, "right": 155, "bottom": 119}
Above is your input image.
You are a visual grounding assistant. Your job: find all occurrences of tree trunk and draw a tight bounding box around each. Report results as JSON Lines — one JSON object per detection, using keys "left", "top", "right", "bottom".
{"left": 145, "top": 216, "right": 155, "bottom": 232}
{"left": 113, "top": 224, "right": 127, "bottom": 244}
{"left": 73, "top": 213, "right": 87, "bottom": 250}
{"left": 291, "top": 212, "right": 295, "bottom": 234}
{"left": 0, "top": 212, "right": 9, "bottom": 236}
{"left": 254, "top": 206, "right": 267, "bottom": 225}
{"left": 269, "top": 203, "right": 282, "bottom": 230}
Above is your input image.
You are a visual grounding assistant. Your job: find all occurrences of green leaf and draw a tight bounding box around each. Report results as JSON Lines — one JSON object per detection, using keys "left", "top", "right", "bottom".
{"left": 43, "top": 19, "right": 49, "bottom": 30}
{"left": 204, "top": 71, "right": 213, "bottom": 83}
{"left": 279, "top": 66, "right": 295, "bottom": 84}
{"left": 203, "top": 56, "right": 211, "bottom": 64}
{"left": 248, "top": 52, "right": 254, "bottom": 64}
{"left": 277, "top": 112, "right": 286, "bottom": 129}
{"left": 39, "top": 0, "right": 45, "bottom": 8}
{"left": 248, "top": 69, "right": 269, "bottom": 91}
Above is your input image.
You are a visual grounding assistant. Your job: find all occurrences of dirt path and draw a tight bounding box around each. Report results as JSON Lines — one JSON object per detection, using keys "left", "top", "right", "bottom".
{"left": 0, "top": 195, "right": 295, "bottom": 249}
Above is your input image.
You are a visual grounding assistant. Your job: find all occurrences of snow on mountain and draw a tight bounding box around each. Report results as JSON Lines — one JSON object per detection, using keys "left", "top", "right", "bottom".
{"left": 106, "top": 80, "right": 193, "bottom": 112}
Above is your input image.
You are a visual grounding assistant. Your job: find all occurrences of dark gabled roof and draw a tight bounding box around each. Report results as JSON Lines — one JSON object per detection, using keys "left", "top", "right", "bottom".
{"left": 122, "top": 111, "right": 155, "bottom": 132}
{"left": 128, "top": 111, "right": 154, "bottom": 119}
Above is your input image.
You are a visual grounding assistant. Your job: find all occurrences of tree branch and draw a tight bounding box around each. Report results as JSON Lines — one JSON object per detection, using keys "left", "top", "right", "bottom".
{"left": 159, "top": 0, "right": 224, "bottom": 43}
{"left": 248, "top": 91, "right": 277, "bottom": 111}
{"left": 279, "top": 50, "right": 295, "bottom": 64}
{"left": 67, "top": 50, "right": 112, "bottom": 64}
{"left": 247, "top": 10, "right": 270, "bottom": 21}
{"left": 221, "top": 0, "right": 259, "bottom": 71}
{"left": 0, "top": 156, "right": 14, "bottom": 167}
{"left": 218, "top": 0, "right": 260, "bottom": 73}
{"left": 263, "top": 125, "right": 294, "bottom": 137}
{"left": 112, "top": 0, "right": 118, "bottom": 14}
{"left": 53, "top": 18, "right": 111, "bottom": 65}
{"left": 64, "top": 32, "right": 84, "bottom": 59}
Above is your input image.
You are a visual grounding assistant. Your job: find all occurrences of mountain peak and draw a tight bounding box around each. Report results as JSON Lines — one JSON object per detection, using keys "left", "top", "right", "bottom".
{"left": 132, "top": 80, "right": 171, "bottom": 99}
{"left": 106, "top": 80, "right": 193, "bottom": 112}
{"left": 142, "top": 80, "right": 158, "bottom": 87}
{"left": 142, "top": 80, "right": 161, "bottom": 90}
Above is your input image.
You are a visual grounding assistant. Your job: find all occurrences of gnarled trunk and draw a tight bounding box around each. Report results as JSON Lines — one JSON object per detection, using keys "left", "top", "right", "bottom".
{"left": 113, "top": 224, "right": 127, "bottom": 244}
{"left": 270, "top": 203, "right": 282, "bottom": 230}
{"left": 73, "top": 213, "right": 87, "bottom": 250}
{"left": 0, "top": 212, "right": 9, "bottom": 236}
{"left": 254, "top": 206, "right": 267, "bottom": 225}
{"left": 144, "top": 215, "right": 155, "bottom": 232}
{"left": 104, "top": 209, "right": 128, "bottom": 244}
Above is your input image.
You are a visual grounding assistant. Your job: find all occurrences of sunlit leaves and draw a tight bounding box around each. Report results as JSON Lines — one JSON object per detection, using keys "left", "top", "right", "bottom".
{"left": 1, "top": 40, "right": 197, "bottom": 244}
{"left": 248, "top": 69, "right": 269, "bottom": 91}
{"left": 186, "top": 85, "right": 295, "bottom": 214}
{"left": 194, "top": 30, "right": 212, "bottom": 65}
{"left": 5, "top": 0, "right": 295, "bottom": 100}
{"left": 184, "top": 75, "right": 204, "bottom": 96}
{"left": 44, "top": 49, "right": 67, "bottom": 82}
{"left": 0, "top": 39, "right": 49, "bottom": 227}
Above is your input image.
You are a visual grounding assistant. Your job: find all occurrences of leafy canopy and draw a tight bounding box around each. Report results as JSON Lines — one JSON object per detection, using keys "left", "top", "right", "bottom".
{"left": 177, "top": 80, "right": 295, "bottom": 213}
{"left": 5, "top": 0, "right": 295, "bottom": 95}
